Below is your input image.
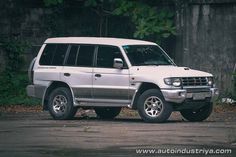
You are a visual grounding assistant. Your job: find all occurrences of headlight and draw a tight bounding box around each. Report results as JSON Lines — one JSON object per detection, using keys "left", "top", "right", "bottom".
{"left": 164, "top": 78, "right": 181, "bottom": 87}
{"left": 173, "top": 78, "right": 181, "bottom": 87}
{"left": 207, "top": 77, "right": 213, "bottom": 86}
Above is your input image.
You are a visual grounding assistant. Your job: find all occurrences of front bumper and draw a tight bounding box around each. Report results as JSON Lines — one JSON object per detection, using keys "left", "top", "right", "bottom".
{"left": 161, "top": 88, "right": 219, "bottom": 103}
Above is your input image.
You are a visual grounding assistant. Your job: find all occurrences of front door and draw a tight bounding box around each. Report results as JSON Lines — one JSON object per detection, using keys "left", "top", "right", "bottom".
{"left": 92, "top": 45, "right": 130, "bottom": 104}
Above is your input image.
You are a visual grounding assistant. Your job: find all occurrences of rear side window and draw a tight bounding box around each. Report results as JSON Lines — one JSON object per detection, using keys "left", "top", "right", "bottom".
{"left": 52, "top": 44, "right": 68, "bottom": 65}
{"left": 65, "top": 45, "right": 79, "bottom": 66}
{"left": 39, "top": 44, "right": 69, "bottom": 66}
{"left": 76, "top": 45, "right": 95, "bottom": 67}
{"left": 39, "top": 44, "right": 56, "bottom": 65}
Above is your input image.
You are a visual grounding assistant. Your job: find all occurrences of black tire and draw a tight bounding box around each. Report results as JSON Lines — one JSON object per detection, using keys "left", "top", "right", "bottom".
{"left": 180, "top": 102, "right": 213, "bottom": 122}
{"left": 48, "top": 87, "right": 78, "bottom": 120}
{"left": 137, "top": 89, "right": 172, "bottom": 123}
{"left": 94, "top": 107, "right": 121, "bottom": 119}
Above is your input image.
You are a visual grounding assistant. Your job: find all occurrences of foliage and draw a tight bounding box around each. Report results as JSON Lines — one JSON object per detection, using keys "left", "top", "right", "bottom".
{"left": 2, "top": 39, "right": 28, "bottom": 72}
{"left": 84, "top": 0, "right": 98, "bottom": 7}
{"left": 43, "top": 0, "right": 63, "bottom": 7}
{"left": 43, "top": 0, "right": 176, "bottom": 44}
{"left": 0, "top": 39, "right": 40, "bottom": 105}
{"left": 113, "top": 0, "right": 175, "bottom": 43}
{"left": 0, "top": 72, "right": 40, "bottom": 105}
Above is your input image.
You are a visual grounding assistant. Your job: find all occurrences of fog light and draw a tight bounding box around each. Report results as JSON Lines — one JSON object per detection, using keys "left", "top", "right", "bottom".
{"left": 179, "top": 92, "right": 186, "bottom": 97}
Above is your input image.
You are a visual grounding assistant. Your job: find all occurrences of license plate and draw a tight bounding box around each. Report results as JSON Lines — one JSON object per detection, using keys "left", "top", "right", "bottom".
{"left": 193, "top": 92, "right": 211, "bottom": 100}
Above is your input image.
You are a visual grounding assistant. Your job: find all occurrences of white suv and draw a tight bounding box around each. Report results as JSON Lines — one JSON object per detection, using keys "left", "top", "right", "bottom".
{"left": 27, "top": 37, "right": 218, "bottom": 122}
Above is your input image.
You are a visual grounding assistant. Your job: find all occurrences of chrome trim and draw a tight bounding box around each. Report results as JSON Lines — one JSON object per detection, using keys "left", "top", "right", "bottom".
{"left": 161, "top": 89, "right": 187, "bottom": 103}
{"left": 181, "top": 77, "right": 208, "bottom": 86}
{"left": 161, "top": 88, "right": 219, "bottom": 103}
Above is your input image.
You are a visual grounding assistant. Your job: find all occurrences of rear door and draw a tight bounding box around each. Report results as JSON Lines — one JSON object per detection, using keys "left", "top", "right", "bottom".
{"left": 61, "top": 44, "right": 95, "bottom": 100}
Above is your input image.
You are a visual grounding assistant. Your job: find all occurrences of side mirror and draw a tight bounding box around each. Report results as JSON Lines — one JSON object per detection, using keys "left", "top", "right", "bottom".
{"left": 113, "top": 58, "right": 123, "bottom": 69}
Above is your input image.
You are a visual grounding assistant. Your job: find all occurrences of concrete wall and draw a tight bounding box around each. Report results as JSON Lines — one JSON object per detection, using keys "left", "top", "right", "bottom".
{"left": 175, "top": 0, "right": 236, "bottom": 92}
{"left": 0, "top": 0, "right": 235, "bottom": 93}
{"left": 0, "top": 0, "right": 133, "bottom": 71}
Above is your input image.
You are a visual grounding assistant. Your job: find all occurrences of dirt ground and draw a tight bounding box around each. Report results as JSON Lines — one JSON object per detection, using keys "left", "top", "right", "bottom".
{"left": 0, "top": 104, "right": 235, "bottom": 157}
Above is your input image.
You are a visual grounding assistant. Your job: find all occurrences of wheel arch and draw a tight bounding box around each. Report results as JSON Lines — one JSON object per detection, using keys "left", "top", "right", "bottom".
{"left": 131, "top": 82, "right": 161, "bottom": 109}
{"left": 42, "top": 81, "right": 75, "bottom": 110}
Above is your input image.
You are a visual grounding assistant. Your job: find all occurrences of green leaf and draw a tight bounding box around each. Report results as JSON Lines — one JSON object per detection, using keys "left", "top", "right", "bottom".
{"left": 162, "top": 33, "right": 171, "bottom": 38}
{"left": 43, "top": 0, "right": 63, "bottom": 7}
{"left": 84, "top": 0, "right": 97, "bottom": 7}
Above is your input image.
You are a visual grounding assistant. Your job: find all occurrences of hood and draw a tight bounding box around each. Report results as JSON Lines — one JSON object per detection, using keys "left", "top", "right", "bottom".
{"left": 130, "top": 65, "right": 212, "bottom": 78}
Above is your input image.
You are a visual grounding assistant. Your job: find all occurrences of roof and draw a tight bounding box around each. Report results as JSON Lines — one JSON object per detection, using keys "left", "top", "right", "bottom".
{"left": 44, "top": 37, "right": 156, "bottom": 46}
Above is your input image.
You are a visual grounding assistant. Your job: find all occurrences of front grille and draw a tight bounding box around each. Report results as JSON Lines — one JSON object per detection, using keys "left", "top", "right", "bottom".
{"left": 186, "top": 88, "right": 210, "bottom": 93}
{"left": 181, "top": 77, "right": 208, "bottom": 86}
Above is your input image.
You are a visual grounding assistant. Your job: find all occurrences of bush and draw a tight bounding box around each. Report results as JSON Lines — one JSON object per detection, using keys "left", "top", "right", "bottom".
{"left": 0, "top": 72, "right": 40, "bottom": 105}
{"left": 0, "top": 39, "right": 40, "bottom": 105}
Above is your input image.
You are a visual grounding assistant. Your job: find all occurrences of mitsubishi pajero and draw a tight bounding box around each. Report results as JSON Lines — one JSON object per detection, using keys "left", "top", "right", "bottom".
{"left": 27, "top": 37, "right": 219, "bottom": 122}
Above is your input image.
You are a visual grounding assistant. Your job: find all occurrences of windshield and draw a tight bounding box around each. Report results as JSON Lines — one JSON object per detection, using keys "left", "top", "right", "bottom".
{"left": 122, "top": 45, "right": 173, "bottom": 66}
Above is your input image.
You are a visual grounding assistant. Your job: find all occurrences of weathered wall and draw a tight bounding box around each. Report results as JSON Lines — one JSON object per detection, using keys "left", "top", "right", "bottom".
{"left": 175, "top": 0, "right": 236, "bottom": 92}
{"left": 0, "top": 0, "right": 235, "bottom": 93}
{"left": 0, "top": 0, "right": 133, "bottom": 71}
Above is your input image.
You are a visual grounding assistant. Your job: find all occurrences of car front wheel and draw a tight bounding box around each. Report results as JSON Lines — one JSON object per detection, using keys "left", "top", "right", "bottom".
{"left": 137, "top": 89, "right": 172, "bottom": 123}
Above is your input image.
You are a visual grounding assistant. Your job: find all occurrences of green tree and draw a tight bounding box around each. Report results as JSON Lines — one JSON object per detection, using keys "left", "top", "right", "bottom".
{"left": 113, "top": 0, "right": 175, "bottom": 44}
{"left": 43, "top": 0, "right": 63, "bottom": 6}
{"left": 43, "top": 0, "right": 176, "bottom": 43}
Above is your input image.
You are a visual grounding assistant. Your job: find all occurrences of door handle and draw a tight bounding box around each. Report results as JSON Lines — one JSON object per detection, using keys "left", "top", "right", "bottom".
{"left": 64, "top": 73, "right": 71, "bottom": 77}
{"left": 95, "top": 74, "right": 102, "bottom": 77}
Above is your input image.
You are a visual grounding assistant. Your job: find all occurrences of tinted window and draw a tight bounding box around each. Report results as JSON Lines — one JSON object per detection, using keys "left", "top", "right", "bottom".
{"left": 51, "top": 44, "right": 68, "bottom": 66}
{"left": 39, "top": 44, "right": 56, "bottom": 65}
{"left": 97, "top": 46, "right": 124, "bottom": 68}
{"left": 66, "top": 45, "right": 79, "bottom": 66}
{"left": 39, "top": 44, "right": 69, "bottom": 66}
{"left": 123, "top": 45, "right": 173, "bottom": 66}
{"left": 76, "top": 45, "right": 95, "bottom": 67}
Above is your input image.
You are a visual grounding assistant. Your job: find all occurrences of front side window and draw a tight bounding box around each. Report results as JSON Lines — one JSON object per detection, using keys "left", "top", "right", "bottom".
{"left": 122, "top": 45, "right": 173, "bottom": 66}
{"left": 97, "top": 46, "right": 125, "bottom": 68}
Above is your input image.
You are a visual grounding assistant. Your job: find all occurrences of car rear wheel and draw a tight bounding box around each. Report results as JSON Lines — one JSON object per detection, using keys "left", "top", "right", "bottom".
{"left": 48, "top": 87, "right": 78, "bottom": 120}
{"left": 137, "top": 89, "right": 172, "bottom": 123}
{"left": 94, "top": 107, "right": 121, "bottom": 119}
{"left": 180, "top": 102, "right": 213, "bottom": 122}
